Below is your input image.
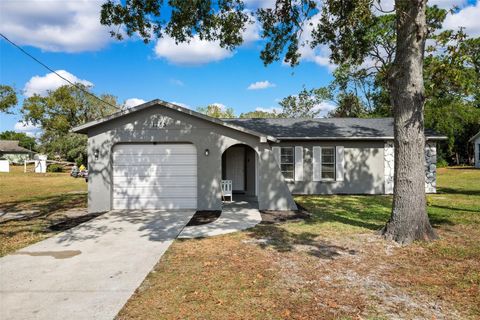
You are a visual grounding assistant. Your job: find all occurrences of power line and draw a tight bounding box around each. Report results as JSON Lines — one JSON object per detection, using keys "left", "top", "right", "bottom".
{"left": 0, "top": 33, "right": 122, "bottom": 110}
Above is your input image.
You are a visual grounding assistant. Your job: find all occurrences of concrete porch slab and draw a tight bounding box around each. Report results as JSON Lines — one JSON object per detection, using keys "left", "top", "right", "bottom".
{"left": 179, "top": 200, "right": 262, "bottom": 238}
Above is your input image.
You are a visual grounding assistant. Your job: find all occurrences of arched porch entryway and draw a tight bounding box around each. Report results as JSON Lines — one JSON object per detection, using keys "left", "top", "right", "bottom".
{"left": 221, "top": 144, "right": 258, "bottom": 203}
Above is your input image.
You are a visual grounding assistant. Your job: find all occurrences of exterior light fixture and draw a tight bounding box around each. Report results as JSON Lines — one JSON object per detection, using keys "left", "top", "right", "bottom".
{"left": 205, "top": 149, "right": 210, "bottom": 156}
{"left": 94, "top": 149, "right": 99, "bottom": 160}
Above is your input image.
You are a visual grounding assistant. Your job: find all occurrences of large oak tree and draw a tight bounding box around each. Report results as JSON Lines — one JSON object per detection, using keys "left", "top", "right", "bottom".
{"left": 101, "top": 0, "right": 436, "bottom": 244}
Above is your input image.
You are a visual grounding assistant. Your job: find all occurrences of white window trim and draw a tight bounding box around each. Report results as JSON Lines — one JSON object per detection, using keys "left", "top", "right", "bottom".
{"left": 320, "top": 146, "right": 336, "bottom": 181}
{"left": 313, "top": 146, "right": 338, "bottom": 182}
{"left": 280, "top": 146, "right": 295, "bottom": 181}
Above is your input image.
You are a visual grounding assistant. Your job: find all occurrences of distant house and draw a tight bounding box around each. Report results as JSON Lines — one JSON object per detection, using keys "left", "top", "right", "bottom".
{"left": 470, "top": 131, "right": 480, "bottom": 168}
{"left": 0, "top": 140, "right": 35, "bottom": 164}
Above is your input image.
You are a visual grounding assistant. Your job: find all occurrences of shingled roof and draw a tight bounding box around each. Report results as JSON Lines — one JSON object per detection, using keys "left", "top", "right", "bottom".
{"left": 223, "top": 118, "right": 446, "bottom": 140}
{"left": 0, "top": 140, "right": 33, "bottom": 153}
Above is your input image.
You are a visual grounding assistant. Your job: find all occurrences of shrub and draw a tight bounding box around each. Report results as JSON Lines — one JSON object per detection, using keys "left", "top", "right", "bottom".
{"left": 47, "top": 164, "right": 64, "bottom": 173}
{"left": 437, "top": 158, "right": 449, "bottom": 168}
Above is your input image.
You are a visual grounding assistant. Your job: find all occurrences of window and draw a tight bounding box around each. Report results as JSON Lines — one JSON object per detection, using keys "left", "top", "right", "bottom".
{"left": 280, "top": 147, "right": 294, "bottom": 180}
{"left": 321, "top": 147, "right": 335, "bottom": 180}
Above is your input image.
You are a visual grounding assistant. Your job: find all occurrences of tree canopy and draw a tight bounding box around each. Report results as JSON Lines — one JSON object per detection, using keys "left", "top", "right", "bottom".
{"left": 197, "top": 104, "right": 236, "bottom": 118}
{"left": 0, "top": 131, "right": 36, "bottom": 151}
{"left": 0, "top": 85, "right": 17, "bottom": 114}
{"left": 21, "top": 84, "right": 120, "bottom": 164}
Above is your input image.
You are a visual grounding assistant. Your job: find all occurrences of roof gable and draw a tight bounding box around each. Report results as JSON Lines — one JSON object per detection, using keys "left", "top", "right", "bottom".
{"left": 72, "top": 100, "right": 276, "bottom": 142}
{"left": 0, "top": 140, "right": 33, "bottom": 153}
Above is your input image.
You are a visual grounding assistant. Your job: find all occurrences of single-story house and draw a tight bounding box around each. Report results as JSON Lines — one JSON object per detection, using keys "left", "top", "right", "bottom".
{"left": 72, "top": 100, "right": 446, "bottom": 213}
{"left": 0, "top": 140, "right": 35, "bottom": 164}
{"left": 470, "top": 130, "right": 480, "bottom": 168}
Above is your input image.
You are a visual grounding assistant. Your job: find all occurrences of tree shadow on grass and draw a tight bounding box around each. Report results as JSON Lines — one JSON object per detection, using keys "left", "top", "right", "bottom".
{"left": 436, "top": 187, "right": 480, "bottom": 197}
{"left": 248, "top": 224, "right": 357, "bottom": 259}
{"left": 0, "top": 193, "right": 87, "bottom": 225}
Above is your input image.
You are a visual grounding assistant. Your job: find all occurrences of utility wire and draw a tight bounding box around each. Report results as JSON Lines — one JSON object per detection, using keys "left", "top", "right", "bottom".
{"left": 0, "top": 33, "right": 122, "bottom": 110}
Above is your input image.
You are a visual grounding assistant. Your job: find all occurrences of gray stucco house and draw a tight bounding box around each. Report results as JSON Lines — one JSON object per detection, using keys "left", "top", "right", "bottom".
{"left": 0, "top": 140, "right": 35, "bottom": 164}
{"left": 470, "top": 130, "right": 480, "bottom": 168}
{"left": 72, "top": 100, "right": 446, "bottom": 213}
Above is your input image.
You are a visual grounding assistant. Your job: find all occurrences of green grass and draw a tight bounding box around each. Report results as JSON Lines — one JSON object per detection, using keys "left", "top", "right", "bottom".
{"left": 0, "top": 166, "right": 87, "bottom": 256}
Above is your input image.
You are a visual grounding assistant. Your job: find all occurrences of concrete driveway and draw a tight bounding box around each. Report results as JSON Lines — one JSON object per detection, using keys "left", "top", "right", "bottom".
{"left": 0, "top": 210, "right": 195, "bottom": 320}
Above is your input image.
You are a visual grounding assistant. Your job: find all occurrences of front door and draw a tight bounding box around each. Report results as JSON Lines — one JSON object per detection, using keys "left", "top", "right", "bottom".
{"left": 225, "top": 146, "right": 245, "bottom": 191}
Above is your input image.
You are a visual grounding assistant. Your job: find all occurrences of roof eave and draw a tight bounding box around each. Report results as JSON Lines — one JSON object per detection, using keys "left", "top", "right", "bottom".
{"left": 277, "top": 136, "right": 448, "bottom": 141}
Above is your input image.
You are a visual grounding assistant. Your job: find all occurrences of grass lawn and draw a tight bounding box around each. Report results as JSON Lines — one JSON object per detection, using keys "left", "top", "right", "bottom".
{"left": 0, "top": 166, "right": 87, "bottom": 256}
{"left": 118, "top": 167, "right": 480, "bottom": 320}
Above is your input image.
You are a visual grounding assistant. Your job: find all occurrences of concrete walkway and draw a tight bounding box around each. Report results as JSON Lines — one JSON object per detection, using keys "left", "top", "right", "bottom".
{"left": 179, "top": 199, "right": 262, "bottom": 238}
{"left": 0, "top": 210, "right": 195, "bottom": 320}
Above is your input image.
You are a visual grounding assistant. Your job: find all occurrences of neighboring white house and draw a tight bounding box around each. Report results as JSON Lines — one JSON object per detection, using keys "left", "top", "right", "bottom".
{"left": 0, "top": 140, "right": 35, "bottom": 164}
{"left": 470, "top": 131, "right": 480, "bottom": 168}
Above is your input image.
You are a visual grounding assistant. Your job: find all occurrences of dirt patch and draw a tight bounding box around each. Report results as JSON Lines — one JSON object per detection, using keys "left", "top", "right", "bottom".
{"left": 186, "top": 210, "right": 221, "bottom": 226}
{"left": 260, "top": 202, "right": 311, "bottom": 224}
{"left": 48, "top": 212, "right": 104, "bottom": 231}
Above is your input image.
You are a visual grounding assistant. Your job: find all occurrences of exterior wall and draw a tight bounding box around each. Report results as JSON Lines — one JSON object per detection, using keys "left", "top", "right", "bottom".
{"left": 245, "top": 147, "right": 256, "bottom": 196}
{"left": 86, "top": 106, "right": 297, "bottom": 213}
{"left": 384, "top": 141, "right": 437, "bottom": 194}
{"left": 425, "top": 142, "right": 437, "bottom": 193}
{"left": 475, "top": 136, "right": 480, "bottom": 169}
{"left": 273, "top": 141, "right": 386, "bottom": 195}
{"left": 0, "top": 152, "right": 31, "bottom": 164}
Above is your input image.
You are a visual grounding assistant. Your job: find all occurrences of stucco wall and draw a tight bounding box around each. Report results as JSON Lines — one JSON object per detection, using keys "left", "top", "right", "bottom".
{"left": 86, "top": 106, "right": 297, "bottom": 213}
{"left": 272, "top": 141, "right": 386, "bottom": 195}
{"left": 475, "top": 136, "right": 480, "bottom": 169}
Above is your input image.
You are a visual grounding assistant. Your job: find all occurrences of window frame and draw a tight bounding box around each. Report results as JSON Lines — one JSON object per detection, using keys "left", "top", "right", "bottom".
{"left": 280, "top": 146, "right": 295, "bottom": 181}
{"left": 320, "top": 146, "right": 336, "bottom": 181}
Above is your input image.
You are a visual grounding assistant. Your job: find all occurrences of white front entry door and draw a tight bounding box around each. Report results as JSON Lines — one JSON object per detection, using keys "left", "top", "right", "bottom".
{"left": 225, "top": 146, "right": 245, "bottom": 191}
{"left": 112, "top": 144, "right": 197, "bottom": 210}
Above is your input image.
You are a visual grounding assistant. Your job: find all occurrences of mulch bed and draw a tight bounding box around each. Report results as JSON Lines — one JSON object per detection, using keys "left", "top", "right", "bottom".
{"left": 259, "top": 202, "right": 311, "bottom": 224}
{"left": 186, "top": 210, "right": 222, "bottom": 226}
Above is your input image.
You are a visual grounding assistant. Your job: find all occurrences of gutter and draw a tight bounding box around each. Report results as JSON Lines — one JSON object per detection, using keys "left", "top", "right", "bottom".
{"left": 277, "top": 136, "right": 448, "bottom": 141}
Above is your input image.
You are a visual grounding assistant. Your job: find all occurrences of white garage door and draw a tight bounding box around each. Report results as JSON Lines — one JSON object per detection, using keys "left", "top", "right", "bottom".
{"left": 112, "top": 144, "right": 197, "bottom": 210}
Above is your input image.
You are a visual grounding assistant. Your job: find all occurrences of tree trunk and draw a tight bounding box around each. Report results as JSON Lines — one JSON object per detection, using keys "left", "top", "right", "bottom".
{"left": 382, "top": 0, "right": 437, "bottom": 244}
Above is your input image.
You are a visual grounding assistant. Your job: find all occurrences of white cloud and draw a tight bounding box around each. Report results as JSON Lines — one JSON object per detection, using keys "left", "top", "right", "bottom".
{"left": 211, "top": 102, "right": 228, "bottom": 110}
{"left": 170, "top": 79, "right": 184, "bottom": 86}
{"left": 0, "top": 0, "right": 111, "bottom": 52}
{"left": 443, "top": 2, "right": 480, "bottom": 37}
{"left": 255, "top": 106, "right": 282, "bottom": 113}
{"left": 171, "top": 101, "right": 191, "bottom": 109}
{"left": 14, "top": 121, "right": 41, "bottom": 137}
{"left": 154, "top": 35, "right": 233, "bottom": 65}
{"left": 247, "top": 80, "right": 276, "bottom": 90}
{"left": 124, "top": 98, "right": 146, "bottom": 108}
{"left": 314, "top": 101, "right": 337, "bottom": 117}
{"left": 23, "top": 70, "right": 93, "bottom": 97}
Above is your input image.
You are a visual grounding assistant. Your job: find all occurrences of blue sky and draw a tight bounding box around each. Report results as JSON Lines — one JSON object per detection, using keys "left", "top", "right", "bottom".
{"left": 1, "top": 0, "right": 479, "bottom": 136}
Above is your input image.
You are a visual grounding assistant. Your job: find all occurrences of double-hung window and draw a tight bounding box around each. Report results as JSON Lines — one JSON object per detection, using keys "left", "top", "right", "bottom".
{"left": 313, "top": 146, "right": 344, "bottom": 182}
{"left": 321, "top": 147, "right": 335, "bottom": 180}
{"left": 280, "top": 147, "right": 295, "bottom": 180}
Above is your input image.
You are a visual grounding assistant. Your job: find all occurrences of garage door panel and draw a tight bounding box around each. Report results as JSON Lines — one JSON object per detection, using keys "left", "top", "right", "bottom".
{"left": 113, "top": 186, "right": 197, "bottom": 198}
{"left": 113, "top": 154, "right": 197, "bottom": 165}
{"left": 113, "top": 165, "right": 197, "bottom": 177}
{"left": 113, "top": 198, "right": 197, "bottom": 210}
{"left": 113, "top": 176, "right": 197, "bottom": 187}
{"left": 112, "top": 144, "right": 197, "bottom": 210}
{"left": 113, "top": 144, "right": 196, "bottom": 155}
